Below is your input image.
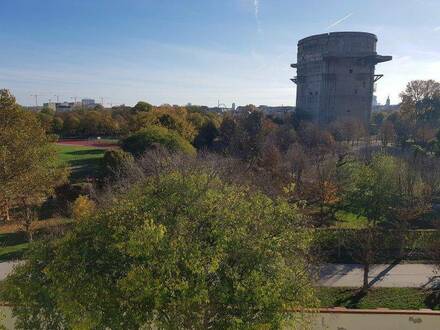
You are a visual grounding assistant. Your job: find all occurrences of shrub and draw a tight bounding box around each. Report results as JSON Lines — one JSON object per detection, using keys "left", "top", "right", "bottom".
{"left": 71, "top": 195, "right": 96, "bottom": 220}
{"left": 101, "top": 149, "right": 134, "bottom": 180}
{"left": 121, "top": 125, "right": 196, "bottom": 157}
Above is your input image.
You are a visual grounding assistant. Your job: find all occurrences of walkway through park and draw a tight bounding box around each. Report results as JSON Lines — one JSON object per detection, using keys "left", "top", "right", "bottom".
{"left": 318, "top": 263, "right": 439, "bottom": 288}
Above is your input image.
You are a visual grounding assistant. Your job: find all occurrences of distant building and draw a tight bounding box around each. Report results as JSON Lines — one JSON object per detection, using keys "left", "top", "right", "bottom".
{"left": 82, "top": 98, "right": 96, "bottom": 107}
{"left": 43, "top": 101, "right": 78, "bottom": 112}
{"left": 258, "top": 105, "right": 295, "bottom": 117}
{"left": 232, "top": 102, "right": 236, "bottom": 111}
{"left": 207, "top": 106, "right": 231, "bottom": 113}
{"left": 45, "top": 102, "right": 57, "bottom": 112}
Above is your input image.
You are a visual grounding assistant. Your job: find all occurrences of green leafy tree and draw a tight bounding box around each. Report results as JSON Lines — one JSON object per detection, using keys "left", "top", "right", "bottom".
{"left": 51, "top": 116, "right": 64, "bottom": 134}
{"left": 3, "top": 172, "right": 316, "bottom": 329}
{"left": 121, "top": 125, "right": 196, "bottom": 157}
{"left": 400, "top": 80, "right": 440, "bottom": 122}
{"left": 0, "top": 90, "right": 68, "bottom": 238}
{"left": 193, "top": 121, "right": 219, "bottom": 150}
{"left": 133, "top": 101, "right": 153, "bottom": 113}
{"left": 101, "top": 149, "right": 134, "bottom": 180}
{"left": 339, "top": 155, "right": 430, "bottom": 291}
{"left": 341, "top": 155, "right": 401, "bottom": 226}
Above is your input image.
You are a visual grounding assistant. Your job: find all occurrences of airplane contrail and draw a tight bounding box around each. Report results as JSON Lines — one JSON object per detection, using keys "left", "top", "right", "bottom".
{"left": 254, "top": 0, "right": 262, "bottom": 33}
{"left": 327, "top": 13, "right": 353, "bottom": 29}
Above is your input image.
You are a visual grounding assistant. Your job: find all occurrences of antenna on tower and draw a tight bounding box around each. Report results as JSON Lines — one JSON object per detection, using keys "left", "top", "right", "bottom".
{"left": 70, "top": 96, "right": 79, "bottom": 103}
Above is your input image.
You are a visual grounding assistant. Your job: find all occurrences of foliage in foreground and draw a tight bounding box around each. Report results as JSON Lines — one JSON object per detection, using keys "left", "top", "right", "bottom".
{"left": 3, "top": 172, "right": 316, "bottom": 329}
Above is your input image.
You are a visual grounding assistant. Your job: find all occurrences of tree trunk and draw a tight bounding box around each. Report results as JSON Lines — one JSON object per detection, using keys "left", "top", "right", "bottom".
{"left": 5, "top": 207, "right": 10, "bottom": 222}
{"left": 362, "top": 263, "right": 369, "bottom": 292}
{"left": 23, "top": 203, "right": 33, "bottom": 242}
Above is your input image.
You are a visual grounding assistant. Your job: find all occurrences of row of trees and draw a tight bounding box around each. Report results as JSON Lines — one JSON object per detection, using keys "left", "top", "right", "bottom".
{"left": 37, "top": 102, "right": 221, "bottom": 141}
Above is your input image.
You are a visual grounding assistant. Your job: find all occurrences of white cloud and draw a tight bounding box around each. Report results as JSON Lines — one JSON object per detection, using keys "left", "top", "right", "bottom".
{"left": 434, "top": 26, "right": 440, "bottom": 32}
{"left": 326, "top": 13, "right": 353, "bottom": 30}
{"left": 253, "top": 0, "right": 262, "bottom": 34}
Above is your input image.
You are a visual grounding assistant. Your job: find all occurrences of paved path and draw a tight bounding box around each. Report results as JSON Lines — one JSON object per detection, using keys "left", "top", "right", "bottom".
{"left": 318, "top": 264, "right": 439, "bottom": 288}
{"left": 0, "top": 261, "right": 22, "bottom": 281}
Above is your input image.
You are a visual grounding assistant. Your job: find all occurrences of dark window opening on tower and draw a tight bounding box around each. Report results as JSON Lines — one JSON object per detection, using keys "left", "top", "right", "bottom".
{"left": 349, "top": 69, "right": 353, "bottom": 74}
{"left": 355, "top": 89, "right": 358, "bottom": 94}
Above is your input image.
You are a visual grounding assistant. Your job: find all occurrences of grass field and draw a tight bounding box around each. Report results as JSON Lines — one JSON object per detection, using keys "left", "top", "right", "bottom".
{"left": 332, "top": 211, "right": 368, "bottom": 229}
{"left": 54, "top": 144, "right": 105, "bottom": 182}
{"left": 316, "top": 287, "right": 440, "bottom": 310}
{"left": 0, "top": 219, "right": 73, "bottom": 262}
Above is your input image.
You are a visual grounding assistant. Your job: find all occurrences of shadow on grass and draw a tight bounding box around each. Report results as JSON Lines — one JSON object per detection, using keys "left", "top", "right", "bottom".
{"left": 334, "top": 289, "right": 367, "bottom": 308}
{"left": 68, "top": 158, "right": 102, "bottom": 168}
{"left": 424, "top": 290, "right": 440, "bottom": 310}
{"left": 66, "top": 149, "right": 104, "bottom": 156}
{"left": 68, "top": 158, "right": 103, "bottom": 183}
{"left": 0, "top": 246, "right": 28, "bottom": 262}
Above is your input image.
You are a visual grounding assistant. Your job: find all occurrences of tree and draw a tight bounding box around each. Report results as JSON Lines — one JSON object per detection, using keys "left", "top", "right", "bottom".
{"left": 63, "top": 114, "right": 81, "bottom": 136}
{"left": 379, "top": 120, "right": 396, "bottom": 146}
{"left": 0, "top": 90, "right": 68, "bottom": 239}
{"left": 52, "top": 116, "right": 64, "bottom": 134}
{"left": 133, "top": 101, "right": 153, "bottom": 113}
{"left": 121, "top": 125, "right": 196, "bottom": 157}
{"left": 339, "top": 154, "right": 430, "bottom": 291}
{"left": 340, "top": 155, "right": 397, "bottom": 291}
{"left": 193, "top": 121, "right": 219, "bottom": 150}
{"left": 101, "top": 149, "right": 134, "bottom": 180}
{"left": 3, "top": 172, "right": 316, "bottom": 329}
{"left": 400, "top": 80, "right": 440, "bottom": 122}
{"left": 341, "top": 228, "right": 386, "bottom": 291}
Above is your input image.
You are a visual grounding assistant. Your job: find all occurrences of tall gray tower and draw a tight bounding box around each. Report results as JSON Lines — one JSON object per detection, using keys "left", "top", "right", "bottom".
{"left": 291, "top": 32, "right": 392, "bottom": 125}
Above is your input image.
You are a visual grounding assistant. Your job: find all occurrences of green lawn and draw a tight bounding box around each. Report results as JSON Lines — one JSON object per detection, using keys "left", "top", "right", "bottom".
{"left": 332, "top": 210, "right": 368, "bottom": 229}
{"left": 54, "top": 144, "right": 105, "bottom": 182}
{"left": 0, "top": 219, "right": 73, "bottom": 262}
{"left": 316, "top": 287, "right": 440, "bottom": 310}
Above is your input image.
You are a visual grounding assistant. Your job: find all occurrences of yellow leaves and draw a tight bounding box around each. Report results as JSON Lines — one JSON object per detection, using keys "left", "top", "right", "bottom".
{"left": 282, "top": 181, "right": 296, "bottom": 195}
{"left": 322, "top": 180, "right": 341, "bottom": 205}
{"left": 72, "top": 195, "right": 96, "bottom": 221}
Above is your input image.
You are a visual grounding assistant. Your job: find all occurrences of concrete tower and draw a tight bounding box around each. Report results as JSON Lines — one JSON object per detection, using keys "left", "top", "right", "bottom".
{"left": 291, "top": 32, "right": 392, "bottom": 125}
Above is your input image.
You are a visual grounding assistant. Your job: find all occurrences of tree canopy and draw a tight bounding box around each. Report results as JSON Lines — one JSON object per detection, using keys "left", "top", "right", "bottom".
{"left": 0, "top": 89, "right": 68, "bottom": 226}
{"left": 121, "top": 125, "right": 196, "bottom": 157}
{"left": 3, "top": 171, "right": 316, "bottom": 329}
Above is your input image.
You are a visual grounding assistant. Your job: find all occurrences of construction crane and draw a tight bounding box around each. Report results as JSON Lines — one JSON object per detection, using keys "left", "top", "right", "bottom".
{"left": 30, "top": 94, "right": 40, "bottom": 107}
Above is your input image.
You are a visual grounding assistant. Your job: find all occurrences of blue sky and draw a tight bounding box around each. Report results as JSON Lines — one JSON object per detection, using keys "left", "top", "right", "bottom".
{"left": 1, "top": 0, "right": 439, "bottom": 107}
